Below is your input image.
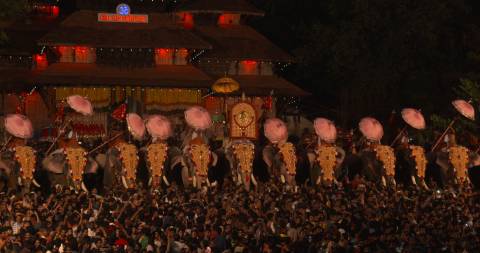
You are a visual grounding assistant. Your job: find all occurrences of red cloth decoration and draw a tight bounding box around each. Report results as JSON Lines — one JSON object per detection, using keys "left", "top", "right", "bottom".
{"left": 15, "top": 106, "right": 23, "bottom": 114}
{"left": 112, "top": 104, "right": 127, "bottom": 121}
{"left": 56, "top": 103, "right": 65, "bottom": 123}
{"left": 263, "top": 96, "right": 273, "bottom": 110}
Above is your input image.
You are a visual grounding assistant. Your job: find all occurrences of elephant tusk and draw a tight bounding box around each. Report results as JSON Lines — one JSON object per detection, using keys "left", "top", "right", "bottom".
{"left": 32, "top": 179, "right": 40, "bottom": 188}
{"left": 206, "top": 178, "right": 211, "bottom": 187}
{"left": 163, "top": 176, "right": 169, "bottom": 186}
{"left": 411, "top": 176, "right": 417, "bottom": 185}
{"left": 211, "top": 153, "right": 218, "bottom": 167}
{"left": 17, "top": 177, "right": 22, "bottom": 186}
{"left": 148, "top": 177, "right": 152, "bottom": 186}
{"left": 121, "top": 176, "right": 128, "bottom": 189}
{"left": 192, "top": 176, "right": 197, "bottom": 188}
{"left": 251, "top": 174, "right": 257, "bottom": 186}
{"left": 316, "top": 176, "right": 321, "bottom": 185}
{"left": 382, "top": 176, "right": 386, "bottom": 187}
{"left": 422, "top": 180, "right": 429, "bottom": 190}
{"left": 81, "top": 182, "right": 88, "bottom": 192}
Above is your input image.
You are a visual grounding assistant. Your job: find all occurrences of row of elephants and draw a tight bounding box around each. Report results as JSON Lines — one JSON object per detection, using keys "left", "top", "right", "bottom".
{"left": 1, "top": 96, "right": 480, "bottom": 194}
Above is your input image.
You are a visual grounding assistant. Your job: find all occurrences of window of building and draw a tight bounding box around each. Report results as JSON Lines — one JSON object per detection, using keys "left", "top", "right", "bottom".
{"left": 177, "top": 12, "right": 194, "bottom": 29}
{"left": 155, "top": 48, "right": 173, "bottom": 65}
{"left": 218, "top": 14, "right": 240, "bottom": 26}
{"left": 238, "top": 60, "right": 258, "bottom": 75}
{"left": 174, "top": 49, "right": 188, "bottom": 65}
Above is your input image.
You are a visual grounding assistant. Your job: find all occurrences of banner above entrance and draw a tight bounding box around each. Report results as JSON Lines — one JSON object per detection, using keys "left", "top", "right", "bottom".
{"left": 98, "top": 3, "right": 149, "bottom": 24}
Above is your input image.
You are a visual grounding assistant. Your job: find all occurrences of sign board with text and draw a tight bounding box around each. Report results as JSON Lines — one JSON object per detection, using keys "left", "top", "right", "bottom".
{"left": 97, "top": 3, "right": 149, "bottom": 24}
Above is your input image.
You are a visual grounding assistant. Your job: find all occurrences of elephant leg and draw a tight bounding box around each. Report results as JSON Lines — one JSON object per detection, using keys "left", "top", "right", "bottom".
{"left": 181, "top": 166, "right": 190, "bottom": 188}
{"left": 7, "top": 173, "right": 18, "bottom": 193}
{"left": 103, "top": 167, "right": 115, "bottom": 190}
{"left": 311, "top": 165, "right": 321, "bottom": 185}
{"left": 196, "top": 175, "right": 204, "bottom": 188}
{"left": 286, "top": 174, "right": 296, "bottom": 187}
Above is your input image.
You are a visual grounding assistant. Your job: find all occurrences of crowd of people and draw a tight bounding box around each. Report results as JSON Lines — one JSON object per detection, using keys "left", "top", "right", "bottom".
{"left": 1, "top": 175, "right": 479, "bottom": 252}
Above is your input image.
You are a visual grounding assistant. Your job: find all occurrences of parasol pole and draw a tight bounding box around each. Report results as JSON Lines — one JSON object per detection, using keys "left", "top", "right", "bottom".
{"left": 0, "top": 136, "right": 13, "bottom": 153}
{"left": 46, "top": 120, "right": 72, "bottom": 155}
{"left": 431, "top": 118, "right": 457, "bottom": 152}
{"left": 87, "top": 131, "right": 125, "bottom": 155}
{"left": 390, "top": 126, "right": 407, "bottom": 147}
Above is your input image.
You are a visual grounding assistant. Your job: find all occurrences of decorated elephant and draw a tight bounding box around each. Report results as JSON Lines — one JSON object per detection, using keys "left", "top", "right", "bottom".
{"left": 226, "top": 139, "right": 256, "bottom": 191}
{"left": 358, "top": 117, "right": 397, "bottom": 187}
{"left": 310, "top": 118, "right": 345, "bottom": 186}
{"left": 0, "top": 149, "right": 21, "bottom": 193}
{"left": 395, "top": 137, "right": 428, "bottom": 188}
{"left": 181, "top": 135, "right": 218, "bottom": 188}
{"left": 144, "top": 141, "right": 169, "bottom": 188}
{"left": 432, "top": 133, "right": 471, "bottom": 187}
{"left": 179, "top": 106, "right": 217, "bottom": 189}
{"left": 144, "top": 115, "right": 174, "bottom": 190}
{"left": 262, "top": 118, "right": 297, "bottom": 188}
{"left": 13, "top": 145, "right": 40, "bottom": 193}
{"left": 311, "top": 144, "right": 345, "bottom": 186}
{"left": 100, "top": 113, "right": 145, "bottom": 190}
{"left": 2, "top": 115, "right": 39, "bottom": 193}
{"left": 42, "top": 138, "right": 91, "bottom": 191}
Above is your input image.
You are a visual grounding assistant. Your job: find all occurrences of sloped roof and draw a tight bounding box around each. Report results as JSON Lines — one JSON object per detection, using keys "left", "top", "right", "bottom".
{"left": 178, "top": 0, "right": 264, "bottom": 16}
{"left": 214, "top": 75, "right": 309, "bottom": 96}
{"left": 35, "top": 63, "right": 212, "bottom": 87}
{"left": 194, "top": 25, "right": 293, "bottom": 62}
{"left": 0, "top": 67, "right": 38, "bottom": 91}
{"left": 38, "top": 11, "right": 211, "bottom": 49}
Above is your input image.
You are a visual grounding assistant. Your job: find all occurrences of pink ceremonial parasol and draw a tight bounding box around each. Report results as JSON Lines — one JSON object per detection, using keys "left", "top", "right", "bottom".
{"left": 401, "top": 108, "right": 426, "bottom": 130}
{"left": 431, "top": 100, "right": 475, "bottom": 152}
{"left": 185, "top": 106, "right": 212, "bottom": 131}
{"left": 359, "top": 117, "right": 384, "bottom": 142}
{"left": 126, "top": 113, "right": 146, "bottom": 140}
{"left": 66, "top": 95, "right": 93, "bottom": 116}
{"left": 146, "top": 115, "right": 172, "bottom": 141}
{"left": 264, "top": 118, "right": 288, "bottom": 144}
{"left": 4, "top": 114, "right": 33, "bottom": 139}
{"left": 314, "top": 117, "right": 337, "bottom": 143}
{"left": 452, "top": 99, "right": 475, "bottom": 120}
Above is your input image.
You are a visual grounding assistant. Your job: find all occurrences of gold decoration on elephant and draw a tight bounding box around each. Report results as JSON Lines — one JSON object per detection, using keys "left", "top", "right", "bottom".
{"left": 65, "top": 147, "right": 87, "bottom": 182}
{"left": 116, "top": 143, "right": 138, "bottom": 181}
{"left": 375, "top": 145, "right": 396, "bottom": 177}
{"left": 409, "top": 145, "right": 427, "bottom": 178}
{"left": 448, "top": 146, "right": 469, "bottom": 182}
{"left": 316, "top": 145, "right": 337, "bottom": 182}
{"left": 190, "top": 144, "right": 210, "bottom": 177}
{"left": 147, "top": 143, "right": 168, "bottom": 177}
{"left": 279, "top": 142, "right": 297, "bottom": 176}
{"left": 230, "top": 102, "right": 257, "bottom": 139}
{"left": 232, "top": 143, "right": 255, "bottom": 174}
{"left": 14, "top": 146, "right": 36, "bottom": 180}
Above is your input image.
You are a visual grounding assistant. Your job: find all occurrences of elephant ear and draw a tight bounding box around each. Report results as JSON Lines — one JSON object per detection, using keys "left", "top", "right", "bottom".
{"left": 41, "top": 156, "right": 64, "bottom": 174}
{"left": 0, "top": 159, "right": 12, "bottom": 175}
{"left": 336, "top": 147, "right": 346, "bottom": 165}
{"left": 95, "top": 154, "right": 107, "bottom": 168}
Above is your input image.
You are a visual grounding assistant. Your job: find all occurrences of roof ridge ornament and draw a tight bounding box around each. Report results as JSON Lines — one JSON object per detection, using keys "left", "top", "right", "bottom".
{"left": 116, "top": 3, "right": 131, "bottom": 16}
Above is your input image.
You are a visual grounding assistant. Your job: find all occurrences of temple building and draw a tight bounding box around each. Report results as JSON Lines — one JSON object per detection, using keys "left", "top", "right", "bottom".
{"left": 0, "top": 0, "right": 307, "bottom": 140}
